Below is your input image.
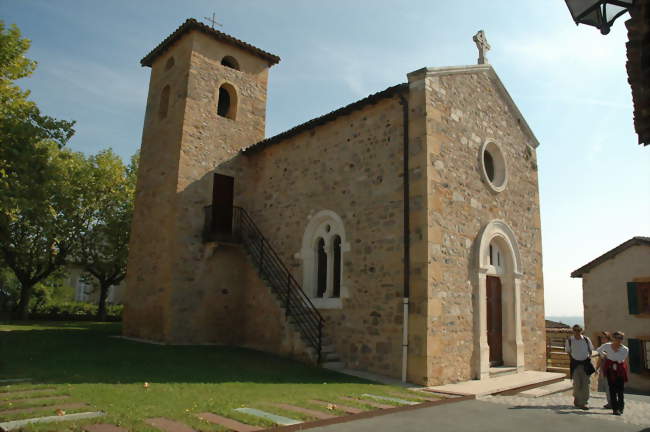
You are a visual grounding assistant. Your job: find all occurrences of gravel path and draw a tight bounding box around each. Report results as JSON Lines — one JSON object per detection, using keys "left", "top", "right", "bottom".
{"left": 481, "top": 391, "right": 650, "bottom": 429}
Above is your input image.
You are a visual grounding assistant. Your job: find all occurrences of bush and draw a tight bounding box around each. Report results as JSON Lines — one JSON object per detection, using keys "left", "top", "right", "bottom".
{"left": 28, "top": 301, "right": 122, "bottom": 321}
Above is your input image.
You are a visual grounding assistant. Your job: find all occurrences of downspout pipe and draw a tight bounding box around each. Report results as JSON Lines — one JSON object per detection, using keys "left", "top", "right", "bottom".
{"left": 398, "top": 93, "right": 410, "bottom": 383}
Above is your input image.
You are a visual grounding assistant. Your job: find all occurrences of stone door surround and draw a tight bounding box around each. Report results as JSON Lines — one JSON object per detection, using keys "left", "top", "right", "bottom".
{"left": 475, "top": 220, "right": 524, "bottom": 379}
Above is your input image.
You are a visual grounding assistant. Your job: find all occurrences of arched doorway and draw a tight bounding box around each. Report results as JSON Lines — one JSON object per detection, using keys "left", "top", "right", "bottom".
{"left": 475, "top": 220, "right": 524, "bottom": 379}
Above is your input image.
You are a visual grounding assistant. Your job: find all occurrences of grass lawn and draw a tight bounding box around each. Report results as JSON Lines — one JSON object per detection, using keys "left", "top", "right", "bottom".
{"left": 0, "top": 321, "right": 424, "bottom": 431}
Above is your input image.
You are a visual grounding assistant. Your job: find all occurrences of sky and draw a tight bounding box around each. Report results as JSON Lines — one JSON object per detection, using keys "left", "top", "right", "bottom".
{"left": 3, "top": 0, "right": 649, "bottom": 317}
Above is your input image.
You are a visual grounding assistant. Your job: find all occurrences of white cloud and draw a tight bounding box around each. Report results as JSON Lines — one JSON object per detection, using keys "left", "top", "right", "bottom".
{"left": 41, "top": 57, "right": 147, "bottom": 111}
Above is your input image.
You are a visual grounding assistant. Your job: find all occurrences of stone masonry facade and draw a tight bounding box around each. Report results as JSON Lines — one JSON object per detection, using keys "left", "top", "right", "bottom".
{"left": 125, "top": 21, "right": 546, "bottom": 386}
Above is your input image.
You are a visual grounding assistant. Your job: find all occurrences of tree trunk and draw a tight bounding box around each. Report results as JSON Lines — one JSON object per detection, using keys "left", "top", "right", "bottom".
{"left": 16, "top": 282, "right": 34, "bottom": 320}
{"left": 97, "top": 282, "right": 110, "bottom": 322}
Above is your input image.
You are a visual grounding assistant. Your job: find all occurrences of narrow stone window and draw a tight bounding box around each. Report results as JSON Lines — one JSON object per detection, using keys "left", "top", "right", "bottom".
{"left": 159, "top": 85, "right": 170, "bottom": 120}
{"left": 488, "top": 241, "right": 504, "bottom": 274}
{"left": 332, "top": 235, "right": 341, "bottom": 298}
{"left": 316, "top": 238, "right": 327, "bottom": 298}
{"left": 217, "top": 84, "right": 237, "bottom": 120}
{"left": 165, "top": 56, "right": 175, "bottom": 71}
{"left": 221, "top": 56, "right": 240, "bottom": 70}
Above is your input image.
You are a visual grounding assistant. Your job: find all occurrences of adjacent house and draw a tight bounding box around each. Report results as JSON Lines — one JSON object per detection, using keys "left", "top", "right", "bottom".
{"left": 572, "top": 236, "right": 650, "bottom": 391}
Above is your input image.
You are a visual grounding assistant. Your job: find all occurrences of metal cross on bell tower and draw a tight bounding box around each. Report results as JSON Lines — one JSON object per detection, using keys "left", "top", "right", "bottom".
{"left": 473, "top": 30, "right": 491, "bottom": 65}
{"left": 203, "top": 13, "right": 223, "bottom": 29}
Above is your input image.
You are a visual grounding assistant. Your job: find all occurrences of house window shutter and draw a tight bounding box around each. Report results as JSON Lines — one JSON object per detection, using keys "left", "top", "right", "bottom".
{"left": 627, "top": 282, "right": 639, "bottom": 314}
{"left": 628, "top": 338, "right": 642, "bottom": 373}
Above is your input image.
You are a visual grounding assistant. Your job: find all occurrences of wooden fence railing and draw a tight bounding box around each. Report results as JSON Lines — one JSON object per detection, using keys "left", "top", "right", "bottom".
{"left": 546, "top": 328, "right": 572, "bottom": 376}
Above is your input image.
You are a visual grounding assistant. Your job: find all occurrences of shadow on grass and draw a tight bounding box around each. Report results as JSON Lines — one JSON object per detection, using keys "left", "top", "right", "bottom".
{"left": 0, "top": 322, "right": 369, "bottom": 386}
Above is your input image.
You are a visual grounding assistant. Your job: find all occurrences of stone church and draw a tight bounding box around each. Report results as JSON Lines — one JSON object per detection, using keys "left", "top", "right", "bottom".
{"left": 124, "top": 18, "right": 546, "bottom": 386}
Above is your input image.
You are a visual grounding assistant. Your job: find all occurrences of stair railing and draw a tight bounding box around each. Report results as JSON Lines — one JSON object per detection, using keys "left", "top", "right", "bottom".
{"left": 204, "top": 205, "right": 324, "bottom": 362}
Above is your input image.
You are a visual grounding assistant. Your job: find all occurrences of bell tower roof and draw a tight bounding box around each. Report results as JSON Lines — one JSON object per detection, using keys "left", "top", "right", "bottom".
{"left": 140, "top": 18, "right": 281, "bottom": 67}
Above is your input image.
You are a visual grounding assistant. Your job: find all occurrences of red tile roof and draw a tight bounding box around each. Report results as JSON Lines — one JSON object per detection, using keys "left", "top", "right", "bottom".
{"left": 571, "top": 236, "right": 650, "bottom": 278}
{"left": 625, "top": 1, "right": 650, "bottom": 146}
{"left": 140, "top": 18, "right": 280, "bottom": 67}
{"left": 243, "top": 83, "right": 408, "bottom": 154}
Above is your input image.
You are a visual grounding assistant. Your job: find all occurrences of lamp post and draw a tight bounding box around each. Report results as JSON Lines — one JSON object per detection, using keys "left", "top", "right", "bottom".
{"left": 564, "top": 0, "right": 634, "bottom": 34}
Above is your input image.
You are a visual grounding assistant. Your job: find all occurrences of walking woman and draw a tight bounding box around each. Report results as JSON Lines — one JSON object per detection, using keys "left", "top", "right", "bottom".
{"left": 596, "top": 331, "right": 612, "bottom": 409}
{"left": 597, "top": 331, "right": 630, "bottom": 415}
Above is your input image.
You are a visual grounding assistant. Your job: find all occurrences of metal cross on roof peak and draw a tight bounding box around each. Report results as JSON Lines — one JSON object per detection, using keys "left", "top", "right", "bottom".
{"left": 203, "top": 13, "right": 223, "bottom": 29}
{"left": 473, "top": 30, "right": 491, "bottom": 65}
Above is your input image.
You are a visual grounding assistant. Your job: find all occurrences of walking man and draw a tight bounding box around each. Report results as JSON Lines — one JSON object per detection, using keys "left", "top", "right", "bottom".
{"left": 565, "top": 324, "right": 595, "bottom": 410}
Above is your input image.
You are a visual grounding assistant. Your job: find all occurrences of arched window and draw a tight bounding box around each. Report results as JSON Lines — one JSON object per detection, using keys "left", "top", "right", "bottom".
{"left": 297, "top": 210, "right": 350, "bottom": 308}
{"left": 316, "top": 238, "right": 327, "bottom": 298}
{"left": 221, "top": 56, "right": 240, "bottom": 70}
{"left": 332, "top": 235, "right": 341, "bottom": 298}
{"left": 165, "top": 56, "right": 175, "bottom": 71}
{"left": 217, "top": 84, "right": 237, "bottom": 119}
{"left": 159, "top": 85, "right": 170, "bottom": 120}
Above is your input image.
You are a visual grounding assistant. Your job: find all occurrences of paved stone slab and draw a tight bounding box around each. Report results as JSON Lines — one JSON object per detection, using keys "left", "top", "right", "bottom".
{"left": 339, "top": 396, "right": 392, "bottom": 410}
{"left": 234, "top": 408, "right": 301, "bottom": 426}
{"left": 0, "top": 411, "right": 104, "bottom": 431}
{"left": 196, "top": 412, "right": 262, "bottom": 432}
{"left": 518, "top": 379, "right": 572, "bottom": 398}
{"left": 3, "top": 395, "right": 70, "bottom": 405}
{"left": 361, "top": 394, "right": 419, "bottom": 405}
{"left": 308, "top": 400, "right": 363, "bottom": 415}
{"left": 269, "top": 403, "right": 336, "bottom": 419}
{"left": 0, "top": 402, "right": 87, "bottom": 416}
{"left": 84, "top": 424, "right": 128, "bottom": 432}
{"left": 398, "top": 392, "right": 440, "bottom": 402}
{"left": 145, "top": 418, "right": 196, "bottom": 432}
{"left": 0, "top": 379, "right": 30, "bottom": 385}
{"left": 0, "top": 389, "right": 56, "bottom": 399}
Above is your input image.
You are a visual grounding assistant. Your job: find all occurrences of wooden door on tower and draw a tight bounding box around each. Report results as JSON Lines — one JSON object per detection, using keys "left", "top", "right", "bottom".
{"left": 212, "top": 173, "right": 234, "bottom": 239}
{"left": 486, "top": 275, "right": 503, "bottom": 366}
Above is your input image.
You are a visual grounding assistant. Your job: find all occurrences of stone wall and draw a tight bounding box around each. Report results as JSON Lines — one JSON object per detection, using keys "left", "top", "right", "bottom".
{"left": 225, "top": 96, "right": 408, "bottom": 378}
{"left": 583, "top": 245, "right": 650, "bottom": 392}
{"left": 412, "top": 66, "right": 546, "bottom": 385}
{"left": 124, "top": 35, "right": 194, "bottom": 341}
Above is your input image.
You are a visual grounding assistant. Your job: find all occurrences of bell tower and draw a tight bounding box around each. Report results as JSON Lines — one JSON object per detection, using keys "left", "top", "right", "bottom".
{"left": 124, "top": 19, "right": 280, "bottom": 342}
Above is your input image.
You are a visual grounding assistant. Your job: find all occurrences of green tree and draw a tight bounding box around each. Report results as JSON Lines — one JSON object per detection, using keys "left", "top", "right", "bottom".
{"left": 0, "top": 21, "right": 78, "bottom": 319}
{"left": 75, "top": 150, "right": 137, "bottom": 321}
{"left": 0, "top": 145, "right": 94, "bottom": 319}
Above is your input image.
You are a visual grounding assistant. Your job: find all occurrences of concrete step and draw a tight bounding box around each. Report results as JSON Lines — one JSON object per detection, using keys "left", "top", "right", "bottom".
{"left": 547, "top": 366, "right": 570, "bottom": 376}
{"left": 321, "top": 361, "right": 345, "bottom": 370}
{"left": 489, "top": 366, "right": 518, "bottom": 378}
{"left": 427, "top": 371, "right": 566, "bottom": 397}
{"left": 322, "top": 351, "right": 340, "bottom": 362}
{"left": 518, "top": 379, "right": 573, "bottom": 398}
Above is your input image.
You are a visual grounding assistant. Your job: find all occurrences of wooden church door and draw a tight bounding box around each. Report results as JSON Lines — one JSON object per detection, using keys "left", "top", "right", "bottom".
{"left": 486, "top": 275, "right": 503, "bottom": 366}
{"left": 212, "top": 173, "right": 234, "bottom": 239}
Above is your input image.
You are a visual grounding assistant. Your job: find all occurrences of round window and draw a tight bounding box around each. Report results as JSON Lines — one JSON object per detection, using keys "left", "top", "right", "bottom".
{"left": 480, "top": 141, "right": 507, "bottom": 192}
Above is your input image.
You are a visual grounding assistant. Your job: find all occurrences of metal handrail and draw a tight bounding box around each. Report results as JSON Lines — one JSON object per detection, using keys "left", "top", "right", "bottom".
{"left": 204, "top": 204, "right": 324, "bottom": 361}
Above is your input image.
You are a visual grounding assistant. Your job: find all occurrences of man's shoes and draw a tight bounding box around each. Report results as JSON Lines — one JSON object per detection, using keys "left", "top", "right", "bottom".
{"left": 604, "top": 404, "right": 611, "bottom": 409}
{"left": 580, "top": 406, "right": 589, "bottom": 411}
{"left": 614, "top": 410, "right": 621, "bottom": 416}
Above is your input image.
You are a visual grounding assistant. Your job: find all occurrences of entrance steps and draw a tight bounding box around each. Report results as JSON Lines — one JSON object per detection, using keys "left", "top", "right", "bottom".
{"left": 489, "top": 366, "right": 518, "bottom": 377}
{"left": 424, "top": 371, "right": 566, "bottom": 397}
{"left": 517, "top": 379, "right": 573, "bottom": 398}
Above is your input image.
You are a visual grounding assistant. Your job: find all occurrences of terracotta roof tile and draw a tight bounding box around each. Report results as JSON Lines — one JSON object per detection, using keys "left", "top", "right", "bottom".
{"left": 571, "top": 236, "right": 650, "bottom": 278}
{"left": 141, "top": 18, "right": 280, "bottom": 67}
{"left": 243, "top": 83, "right": 408, "bottom": 154}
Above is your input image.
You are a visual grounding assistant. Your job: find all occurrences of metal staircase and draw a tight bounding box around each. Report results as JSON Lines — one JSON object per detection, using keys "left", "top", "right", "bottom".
{"left": 204, "top": 205, "right": 326, "bottom": 363}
